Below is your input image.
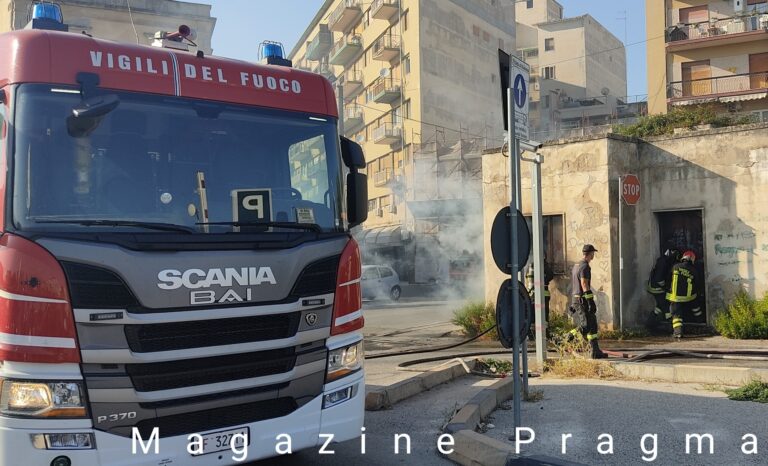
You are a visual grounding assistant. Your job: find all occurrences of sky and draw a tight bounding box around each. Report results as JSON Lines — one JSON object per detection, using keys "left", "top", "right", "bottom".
{"left": 205, "top": 0, "right": 648, "bottom": 98}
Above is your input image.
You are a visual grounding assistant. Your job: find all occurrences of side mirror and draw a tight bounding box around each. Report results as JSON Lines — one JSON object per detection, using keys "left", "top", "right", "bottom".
{"left": 340, "top": 137, "right": 366, "bottom": 169}
{"left": 67, "top": 94, "right": 120, "bottom": 138}
{"left": 347, "top": 172, "right": 368, "bottom": 228}
{"left": 72, "top": 94, "right": 120, "bottom": 119}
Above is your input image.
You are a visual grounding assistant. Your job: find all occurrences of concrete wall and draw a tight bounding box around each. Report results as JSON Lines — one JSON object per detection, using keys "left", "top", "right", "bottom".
{"left": 418, "top": 0, "right": 516, "bottom": 147}
{"left": 483, "top": 123, "right": 768, "bottom": 329}
{"left": 3, "top": 0, "right": 215, "bottom": 54}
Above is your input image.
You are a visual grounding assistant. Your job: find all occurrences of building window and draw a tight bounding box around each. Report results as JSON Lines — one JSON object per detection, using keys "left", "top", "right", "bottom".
{"left": 527, "top": 0, "right": 534, "bottom": 8}
{"left": 545, "top": 38, "right": 554, "bottom": 51}
{"left": 402, "top": 11, "right": 408, "bottom": 31}
{"left": 473, "top": 25, "right": 480, "bottom": 37}
{"left": 403, "top": 100, "right": 411, "bottom": 119}
{"left": 482, "top": 31, "right": 490, "bottom": 42}
{"left": 403, "top": 55, "right": 411, "bottom": 75}
{"left": 543, "top": 95, "right": 550, "bottom": 108}
{"left": 530, "top": 101, "right": 539, "bottom": 111}
{"left": 368, "top": 199, "right": 378, "bottom": 212}
{"left": 524, "top": 214, "right": 566, "bottom": 274}
{"left": 543, "top": 66, "right": 556, "bottom": 80}
{"left": 363, "top": 10, "right": 370, "bottom": 29}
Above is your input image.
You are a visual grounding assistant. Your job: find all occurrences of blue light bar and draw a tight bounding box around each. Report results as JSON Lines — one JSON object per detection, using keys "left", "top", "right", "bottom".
{"left": 32, "top": 3, "right": 63, "bottom": 23}
{"left": 260, "top": 41, "right": 284, "bottom": 60}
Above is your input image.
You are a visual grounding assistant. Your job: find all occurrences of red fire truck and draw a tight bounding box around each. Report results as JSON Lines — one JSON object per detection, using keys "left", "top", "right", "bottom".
{"left": 0, "top": 5, "right": 368, "bottom": 465}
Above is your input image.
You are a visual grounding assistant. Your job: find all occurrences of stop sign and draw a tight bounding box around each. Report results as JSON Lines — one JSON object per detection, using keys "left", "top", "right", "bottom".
{"left": 621, "top": 174, "right": 641, "bottom": 205}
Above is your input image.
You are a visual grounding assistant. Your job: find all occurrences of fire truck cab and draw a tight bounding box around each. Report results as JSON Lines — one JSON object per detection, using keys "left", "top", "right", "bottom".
{"left": 0, "top": 6, "right": 368, "bottom": 465}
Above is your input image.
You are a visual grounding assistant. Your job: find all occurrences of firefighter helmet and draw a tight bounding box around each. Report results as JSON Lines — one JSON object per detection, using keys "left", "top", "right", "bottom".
{"left": 681, "top": 250, "right": 696, "bottom": 263}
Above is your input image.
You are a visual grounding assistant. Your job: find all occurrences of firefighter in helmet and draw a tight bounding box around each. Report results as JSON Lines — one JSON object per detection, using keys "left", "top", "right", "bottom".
{"left": 666, "top": 250, "right": 698, "bottom": 339}
{"left": 568, "top": 244, "right": 607, "bottom": 358}
{"left": 645, "top": 248, "right": 679, "bottom": 333}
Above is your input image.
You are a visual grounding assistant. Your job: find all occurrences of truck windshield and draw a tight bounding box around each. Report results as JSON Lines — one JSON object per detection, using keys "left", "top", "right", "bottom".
{"left": 12, "top": 84, "right": 345, "bottom": 234}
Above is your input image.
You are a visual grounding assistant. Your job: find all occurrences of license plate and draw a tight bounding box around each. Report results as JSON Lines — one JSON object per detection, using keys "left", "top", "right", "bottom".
{"left": 192, "top": 427, "right": 249, "bottom": 456}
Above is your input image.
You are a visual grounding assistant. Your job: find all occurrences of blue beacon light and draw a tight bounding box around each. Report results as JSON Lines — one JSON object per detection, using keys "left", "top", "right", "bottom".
{"left": 32, "top": 3, "right": 63, "bottom": 23}
{"left": 259, "top": 41, "right": 292, "bottom": 67}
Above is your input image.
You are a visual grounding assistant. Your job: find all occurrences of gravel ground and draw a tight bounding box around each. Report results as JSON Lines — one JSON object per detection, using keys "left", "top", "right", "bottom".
{"left": 488, "top": 378, "right": 768, "bottom": 465}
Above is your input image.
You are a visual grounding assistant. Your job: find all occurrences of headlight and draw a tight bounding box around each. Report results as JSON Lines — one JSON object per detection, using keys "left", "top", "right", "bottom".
{"left": 0, "top": 380, "right": 87, "bottom": 418}
{"left": 326, "top": 341, "right": 364, "bottom": 382}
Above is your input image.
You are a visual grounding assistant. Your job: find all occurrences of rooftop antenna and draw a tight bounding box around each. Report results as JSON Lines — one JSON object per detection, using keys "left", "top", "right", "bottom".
{"left": 617, "top": 10, "right": 628, "bottom": 45}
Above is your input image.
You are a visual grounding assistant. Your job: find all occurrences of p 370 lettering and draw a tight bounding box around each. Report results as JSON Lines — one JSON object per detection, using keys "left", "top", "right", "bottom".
{"left": 98, "top": 412, "right": 137, "bottom": 423}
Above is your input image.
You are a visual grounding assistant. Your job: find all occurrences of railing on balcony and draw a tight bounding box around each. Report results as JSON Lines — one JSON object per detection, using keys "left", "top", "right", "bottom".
{"left": 313, "top": 62, "right": 337, "bottom": 82}
{"left": 372, "top": 123, "right": 402, "bottom": 144}
{"left": 668, "top": 71, "right": 768, "bottom": 100}
{"left": 343, "top": 105, "right": 364, "bottom": 131}
{"left": 306, "top": 24, "right": 333, "bottom": 61}
{"left": 368, "top": 76, "right": 402, "bottom": 104}
{"left": 344, "top": 70, "right": 364, "bottom": 99}
{"left": 668, "top": 14, "right": 768, "bottom": 43}
{"left": 329, "top": 34, "right": 363, "bottom": 66}
{"left": 374, "top": 168, "right": 392, "bottom": 186}
{"left": 329, "top": 0, "right": 363, "bottom": 33}
{"left": 371, "top": 0, "right": 399, "bottom": 20}
{"left": 372, "top": 34, "right": 401, "bottom": 61}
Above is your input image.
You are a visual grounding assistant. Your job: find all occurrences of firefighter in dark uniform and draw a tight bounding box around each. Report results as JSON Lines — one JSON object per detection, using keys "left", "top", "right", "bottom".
{"left": 569, "top": 244, "right": 607, "bottom": 359}
{"left": 525, "top": 255, "right": 555, "bottom": 337}
{"left": 666, "top": 250, "right": 698, "bottom": 339}
{"left": 645, "top": 248, "right": 679, "bottom": 332}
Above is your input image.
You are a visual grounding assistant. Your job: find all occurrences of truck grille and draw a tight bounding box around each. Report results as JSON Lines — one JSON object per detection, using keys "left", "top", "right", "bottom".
{"left": 124, "top": 312, "right": 301, "bottom": 353}
{"left": 126, "top": 348, "right": 297, "bottom": 391}
{"left": 290, "top": 255, "right": 339, "bottom": 297}
{"left": 62, "top": 261, "right": 139, "bottom": 308}
{"left": 134, "top": 397, "right": 298, "bottom": 438}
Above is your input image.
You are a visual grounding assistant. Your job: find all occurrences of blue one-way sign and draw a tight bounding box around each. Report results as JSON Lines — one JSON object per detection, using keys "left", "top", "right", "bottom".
{"left": 510, "top": 55, "right": 530, "bottom": 141}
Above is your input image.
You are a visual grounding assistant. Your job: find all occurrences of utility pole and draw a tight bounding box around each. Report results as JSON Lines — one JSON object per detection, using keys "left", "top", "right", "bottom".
{"left": 507, "top": 87, "right": 522, "bottom": 431}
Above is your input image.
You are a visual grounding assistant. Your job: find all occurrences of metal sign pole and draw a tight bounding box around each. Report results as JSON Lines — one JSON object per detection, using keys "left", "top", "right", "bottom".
{"left": 618, "top": 176, "right": 623, "bottom": 330}
{"left": 507, "top": 88, "right": 522, "bottom": 431}
{"left": 532, "top": 155, "right": 546, "bottom": 367}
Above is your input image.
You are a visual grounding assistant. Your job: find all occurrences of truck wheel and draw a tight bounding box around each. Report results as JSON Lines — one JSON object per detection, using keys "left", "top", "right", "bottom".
{"left": 390, "top": 286, "right": 401, "bottom": 301}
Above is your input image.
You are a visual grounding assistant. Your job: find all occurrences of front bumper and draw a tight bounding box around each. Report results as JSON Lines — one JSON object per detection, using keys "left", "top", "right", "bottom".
{"left": 0, "top": 371, "right": 364, "bottom": 465}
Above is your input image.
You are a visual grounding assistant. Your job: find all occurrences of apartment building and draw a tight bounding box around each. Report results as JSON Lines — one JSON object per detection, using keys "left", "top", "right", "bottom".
{"left": 289, "top": 0, "right": 515, "bottom": 285}
{"left": 647, "top": 0, "right": 768, "bottom": 119}
{"left": 0, "top": 0, "right": 216, "bottom": 54}
{"left": 516, "top": 0, "right": 631, "bottom": 141}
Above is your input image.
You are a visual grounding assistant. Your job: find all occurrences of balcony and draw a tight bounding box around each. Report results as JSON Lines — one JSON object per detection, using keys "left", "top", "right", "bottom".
{"left": 329, "top": 0, "right": 363, "bottom": 33}
{"left": 668, "top": 71, "right": 768, "bottom": 105}
{"left": 667, "top": 14, "right": 768, "bottom": 51}
{"left": 344, "top": 70, "right": 364, "bottom": 99}
{"left": 368, "top": 76, "right": 402, "bottom": 104}
{"left": 343, "top": 105, "right": 364, "bottom": 131}
{"left": 374, "top": 168, "right": 392, "bottom": 186}
{"left": 313, "top": 62, "right": 337, "bottom": 82}
{"left": 329, "top": 34, "right": 363, "bottom": 66}
{"left": 305, "top": 24, "right": 333, "bottom": 61}
{"left": 371, "top": 0, "right": 399, "bottom": 20}
{"left": 372, "top": 123, "right": 402, "bottom": 144}
{"left": 372, "top": 34, "right": 401, "bottom": 62}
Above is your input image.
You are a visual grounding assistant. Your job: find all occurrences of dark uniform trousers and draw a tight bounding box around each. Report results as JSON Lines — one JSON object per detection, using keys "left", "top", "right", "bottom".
{"left": 569, "top": 293, "right": 598, "bottom": 342}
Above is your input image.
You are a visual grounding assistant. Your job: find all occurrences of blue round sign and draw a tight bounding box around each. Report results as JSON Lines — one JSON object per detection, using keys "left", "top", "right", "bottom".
{"left": 513, "top": 74, "right": 527, "bottom": 109}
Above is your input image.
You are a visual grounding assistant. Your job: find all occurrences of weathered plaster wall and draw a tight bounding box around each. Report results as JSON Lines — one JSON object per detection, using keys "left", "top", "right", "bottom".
{"left": 483, "top": 123, "right": 768, "bottom": 329}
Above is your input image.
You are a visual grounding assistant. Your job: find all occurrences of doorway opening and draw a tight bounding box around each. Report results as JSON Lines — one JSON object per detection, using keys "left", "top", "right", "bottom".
{"left": 656, "top": 209, "right": 706, "bottom": 324}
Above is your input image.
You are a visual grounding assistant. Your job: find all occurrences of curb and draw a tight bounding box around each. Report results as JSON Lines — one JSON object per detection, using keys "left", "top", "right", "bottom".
{"left": 611, "top": 362, "right": 768, "bottom": 385}
{"left": 365, "top": 359, "right": 476, "bottom": 411}
{"left": 443, "top": 377, "right": 516, "bottom": 466}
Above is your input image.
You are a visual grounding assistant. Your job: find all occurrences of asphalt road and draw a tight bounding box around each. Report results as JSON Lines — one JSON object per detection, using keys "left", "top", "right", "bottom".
{"left": 253, "top": 376, "right": 495, "bottom": 465}
{"left": 488, "top": 378, "right": 768, "bottom": 465}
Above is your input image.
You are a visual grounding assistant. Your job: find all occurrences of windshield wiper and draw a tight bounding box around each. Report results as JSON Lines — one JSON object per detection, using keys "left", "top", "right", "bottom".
{"left": 196, "top": 221, "right": 323, "bottom": 233}
{"left": 32, "top": 219, "right": 196, "bottom": 234}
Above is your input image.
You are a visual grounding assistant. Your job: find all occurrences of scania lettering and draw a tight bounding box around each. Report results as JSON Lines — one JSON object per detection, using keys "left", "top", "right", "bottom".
{"left": 0, "top": 8, "right": 369, "bottom": 466}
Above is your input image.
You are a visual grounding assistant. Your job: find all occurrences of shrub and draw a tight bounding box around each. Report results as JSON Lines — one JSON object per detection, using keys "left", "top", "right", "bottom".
{"left": 713, "top": 291, "right": 768, "bottom": 339}
{"left": 452, "top": 301, "right": 497, "bottom": 340}
{"left": 547, "top": 310, "right": 575, "bottom": 336}
{"left": 726, "top": 380, "right": 768, "bottom": 403}
{"left": 613, "top": 106, "right": 757, "bottom": 138}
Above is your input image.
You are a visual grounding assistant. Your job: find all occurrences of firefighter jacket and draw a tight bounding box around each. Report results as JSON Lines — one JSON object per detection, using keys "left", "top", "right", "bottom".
{"left": 647, "top": 254, "right": 673, "bottom": 295}
{"left": 666, "top": 261, "right": 698, "bottom": 303}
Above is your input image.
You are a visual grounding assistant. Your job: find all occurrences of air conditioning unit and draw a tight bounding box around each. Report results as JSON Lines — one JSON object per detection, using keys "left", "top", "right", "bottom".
{"left": 734, "top": 0, "right": 744, "bottom": 13}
